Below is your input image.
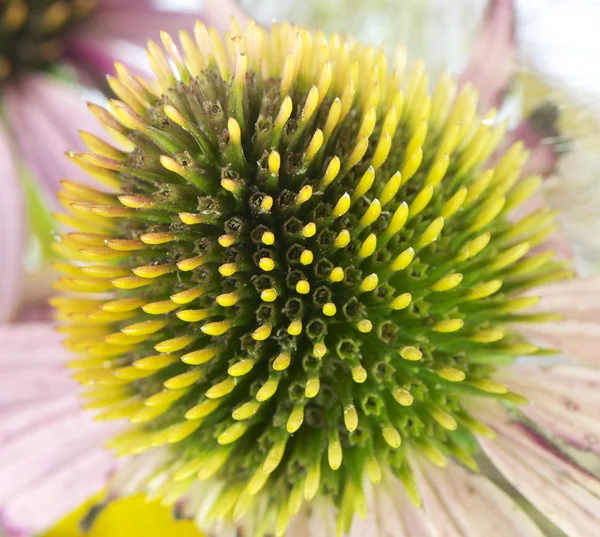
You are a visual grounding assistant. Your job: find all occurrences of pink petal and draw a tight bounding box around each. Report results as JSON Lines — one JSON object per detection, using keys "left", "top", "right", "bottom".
{"left": 478, "top": 403, "right": 600, "bottom": 537}
{"left": 496, "top": 365, "right": 600, "bottom": 454}
{"left": 413, "top": 459, "right": 543, "bottom": 537}
{"left": 0, "top": 323, "right": 120, "bottom": 536}
{"left": 459, "top": 0, "right": 515, "bottom": 111}
{"left": 3, "top": 75, "right": 106, "bottom": 200}
{"left": 0, "top": 126, "right": 25, "bottom": 323}
{"left": 519, "top": 275, "right": 600, "bottom": 366}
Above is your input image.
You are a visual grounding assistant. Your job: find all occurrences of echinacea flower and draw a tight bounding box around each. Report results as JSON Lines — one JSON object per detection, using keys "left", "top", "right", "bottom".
{"left": 24, "top": 14, "right": 600, "bottom": 537}
{"left": 0, "top": 0, "right": 245, "bottom": 322}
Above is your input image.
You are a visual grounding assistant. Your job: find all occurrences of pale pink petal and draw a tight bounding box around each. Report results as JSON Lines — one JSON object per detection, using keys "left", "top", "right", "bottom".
{"left": 0, "top": 323, "right": 120, "bottom": 536}
{"left": 0, "top": 126, "right": 25, "bottom": 323}
{"left": 460, "top": 0, "right": 515, "bottom": 111}
{"left": 413, "top": 459, "right": 543, "bottom": 537}
{"left": 3, "top": 75, "right": 105, "bottom": 200}
{"left": 496, "top": 365, "right": 600, "bottom": 454}
{"left": 519, "top": 275, "right": 600, "bottom": 366}
{"left": 478, "top": 404, "right": 600, "bottom": 537}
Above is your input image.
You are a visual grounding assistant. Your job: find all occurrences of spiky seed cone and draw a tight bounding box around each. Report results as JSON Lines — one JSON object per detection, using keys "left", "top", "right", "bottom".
{"left": 0, "top": 0, "right": 96, "bottom": 81}
{"left": 55, "top": 20, "right": 569, "bottom": 536}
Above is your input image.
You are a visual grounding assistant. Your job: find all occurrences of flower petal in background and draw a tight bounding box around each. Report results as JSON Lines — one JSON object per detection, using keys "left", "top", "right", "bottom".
{"left": 2, "top": 76, "right": 105, "bottom": 201}
{"left": 478, "top": 402, "right": 600, "bottom": 537}
{"left": 496, "top": 365, "right": 600, "bottom": 454}
{"left": 0, "top": 324, "right": 121, "bottom": 536}
{"left": 519, "top": 276, "right": 600, "bottom": 367}
{"left": 0, "top": 128, "right": 25, "bottom": 323}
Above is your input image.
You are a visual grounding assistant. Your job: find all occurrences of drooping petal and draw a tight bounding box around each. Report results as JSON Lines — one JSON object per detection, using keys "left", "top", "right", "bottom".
{"left": 66, "top": 0, "right": 247, "bottom": 77}
{"left": 0, "top": 126, "right": 25, "bottom": 323}
{"left": 519, "top": 275, "right": 600, "bottom": 366}
{"left": 412, "top": 459, "right": 544, "bottom": 537}
{"left": 495, "top": 365, "right": 600, "bottom": 454}
{"left": 477, "top": 402, "right": 600, "bottom": 537}
{"left": 0, "top": 323, "right": 121, "bottom": 536}
{"left": 3, "top": 75, "right": 105, "bottom": 200}
{"left": 459, "top": 0, "right": 516, "bottom": 111}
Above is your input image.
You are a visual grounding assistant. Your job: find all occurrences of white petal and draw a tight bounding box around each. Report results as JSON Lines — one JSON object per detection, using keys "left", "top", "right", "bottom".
{"left": 0, "top": 323, "right": 120, "bottom": 535}
{"left": 519, "top": 275, "right": 600, "bottom": 366}
{"left": 496, "top": 365, "right": 600, "bottom": 454}
{"left": 478, "top": 402, "right": 600, "bottom": 537}
{"left": 413, "top": 459, "right": 543, "bottom": 537}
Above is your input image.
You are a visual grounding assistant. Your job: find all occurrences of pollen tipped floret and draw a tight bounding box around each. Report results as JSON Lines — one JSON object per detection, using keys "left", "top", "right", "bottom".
{"left": 0, "top": 0, "right": 96, "bottom": 81}
{"left": 55, "top": 20, "right": 568, "bottom": 536}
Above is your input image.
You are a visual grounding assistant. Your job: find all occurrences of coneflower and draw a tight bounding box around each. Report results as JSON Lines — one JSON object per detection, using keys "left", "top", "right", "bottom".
{"left": 54, "top": 19, "right": 581, "bottom": 537}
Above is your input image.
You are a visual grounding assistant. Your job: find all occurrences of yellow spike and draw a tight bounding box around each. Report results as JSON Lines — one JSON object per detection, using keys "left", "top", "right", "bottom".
{"left": 111, "top": 275, "right": 152, "bottom": 290}
{"left": 392, "top": 386, "right": 413, "bottom": 406}
{"left": 465, "top": 280, "right": 503, "bottom": 301}
{"left": 273, "top": 352, "right": 291, "bottom": 371}
{"left": 499, "top": 295, "right": 540, "bottom": 313}
{"left": 357, "top": 319, "right": 373, "bottom": 333}
{"left": 302, "top": 222, "right": 316, "bottom": 238}
{"left": 429, "top": 406, "right": 458, "bottom": 430}
{"left": 357, "top": 107, "right": 377, "bottom": 140}
{"left": 489, "top": 243, "right": 530, "bottom": 270}
{"left": 268, "top": 151, "right": 280, "bottom": 175}
{"left": 313, "top": 342, "right": 327, "bottom": 358}
{"left": 263, "top": 438, "right": 288, "bottom": 474}
{"left": 400, "top": 145, "right": 423, "bottom": 183}
{"left": 296, "top": 185, "right": 313, "bottom": 205}
{"left": 122, "top": 320, "right": 167, "bottom": 336}
{"left": 261, "top": 231, "right": 275, "bottom": 245}
{"left": 343, "top": 404, "right": 358, "bottom": 432}
{"left": 390, "top": 293, "right": 412, "bottom": 310}
{"left": 300, "top": 85, "right": 319, "bottom": 124}
{"left": 321, "top": 156, "right": 341, "bottom": 190}
{"left": 332, "top": 193, "right": 351, "bottom": 218}
{"left": 437, "top": 367, "right": 466, "bottom": 382}
{"left": 470, "top": 379, "right": 508, "bottom": 395}
{"left": 328, "top": 435, "right": 343, "bottom": 470}
{"left": 300, "top": 250, "right": 314, "bottom": 265}
{"left": 360, "top": 273, "right": 379, "bottom": 292}
{"left": 259, "top": 257, "right": 275, "bottom": 272}
{"left": 468, "top": 196, "right": 506, "bottom": 232}
{"left": 261, "top": 289, "right": 278, "bottom": 302}
{"left": 218, "top": 234, "right": 238, "bottom": 248}
{"left": 144, "top": 388, "right": 190, "bottom": 408}
{"left": 433, "top": 319, "right": 464, "bottom": 333}
{"left": 185, "top": 399, "right": 221, "bottom": 420}
{"left": 400, "top": 346, "right": 422, "bottom": 361}
{"left": 358, "top": 234, "right": 377, "bottom": 258}
{"left": 359, "top": 199, "right": 381, "bottom": 228}
{"left": 322, "top": 303, "right": 337, "bottom": 317}
{"left": 181, "top": 347, "right": 220, "bottom": 365}
{"left": 456, "top": 233, "right": 491, "bottom": 262}
{"left": 305, "top": 378, "right": 320, "bottom": 398}
{"left": 409, "top": 185, "right": 433, "bottom": 218}
{"left": 170, "top": 287, "right": 204, "bottom": 305}
{"left": 176, "top": 309, "right": 211, "bottom": 322}
{"left": 102, "top": 298, "right": 146, "bottom": 313}
{"left": 165, "top": 370, "right": 203, "bottom": 390}
{"left": 391, "top": 247, "right": 415, "bottom": 271}
{"left": 432, "top": 273, "right": 463, "bottom": 292}
{"left": 217, "top": 292, "right": 240, "bottom": 307}
{"left": 351, "top": 365, "right": 367, "bottom": 383}
{"left": 323, "top": 98, "right": 342, "bottom": 138}
{"left": 256, "top": 377, "right": 279, "bottom": 402}
{"left": 345, "top": 135, "right": 369, "bottom": 170}
{"left": 334, "top": 229, "right": 350, "bottom": 248}
{"left": 133, "top": 354, "right": 178, "bottom": 371}
{"left": 252, "top": 324, "right": 272, "bottom": 341}
{"left": 132, "top": 264, "right": 173, "bottom": 279}
{"left": 379, "top": 172, "right": 402, "bottom": 207}
{"left": 287, "top": 405, "right": 305, "bottom": 433}
{"left": 386, "top": 202, "right": 409, "bottom": 238}
{"left": 233, "top": 401, "right": 260, "bottom": 421}
{"left": 382, "top": 425, "right": 402, "bottom": 448}
{"left": 305, "top": 129, "right": 324, "bottom": 162}
{"left": 154, "top": 335, "right": 195, "bottom": 353}
{"left": 218, "top": 422, "right": 248, "bottom": 445}
{"left": 352, "top": 166, "right": 375, "bottom": 201}
{"left": 372, "top": 131, "right": 392, "bottom": 169}
{"left": 206, "top": 378, "right": 236, "bottom": 399}
{"left": 470, "top": 329, "right": 505, "bottom": 343}
{"left": 288, "top": 320, "right": 302, "bottom": 336}
{"left": 422, "top": 443, "right": 447, "bottom": 468}
{"left": 329, "top": 267, "right": 345, "bottom": 283}
{"left": 417, "top": 217, "right": 444, "bottom": 247}
{"left": 295, "top": 280, "right": 310, "bottom": 295}
{"left": 201, "top": 321, "right": 232, "bottom": 336}
{"left": 261, "top": 197, "right": 273, "bottom": 213}
{"left": 177, "top": 255, "right": 208, "bottom": 271}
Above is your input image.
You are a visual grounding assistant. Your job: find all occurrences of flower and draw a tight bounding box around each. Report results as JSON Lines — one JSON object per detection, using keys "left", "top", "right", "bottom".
{"left": 41, "top": 14, "right": 600, "bottom": 537}
{"left": 0, "top": 0, "right": 246, "bottom": 323}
